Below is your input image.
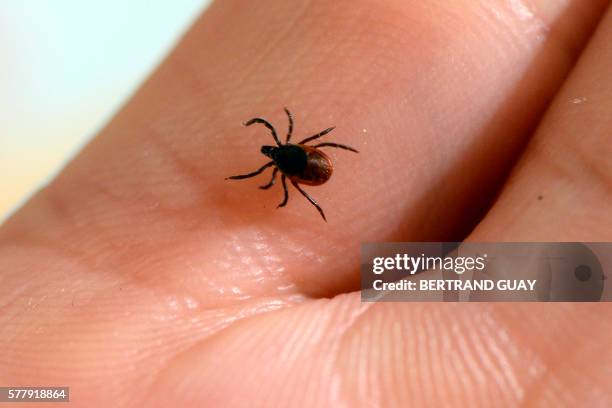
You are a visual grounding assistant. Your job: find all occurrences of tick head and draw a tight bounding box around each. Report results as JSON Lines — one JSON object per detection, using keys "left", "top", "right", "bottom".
{"left": 261, "top": 145, "right": 276, "bottom": 159}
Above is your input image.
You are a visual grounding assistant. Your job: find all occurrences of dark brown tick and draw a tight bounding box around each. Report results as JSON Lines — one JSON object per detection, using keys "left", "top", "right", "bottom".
{"left": 226, "top": 107, "right": 358, "bottom": 221}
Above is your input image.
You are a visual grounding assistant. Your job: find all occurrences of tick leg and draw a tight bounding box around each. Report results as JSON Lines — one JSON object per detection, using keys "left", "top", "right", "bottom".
{"left": 313, "top": 142, "right": 359, "bottom": 153}
{"left": 291, "top": 181, "right": 327, "bottom": 222}
{"left": 259, "top": 167, "right": 278, "bottom": 189}
{"left": 226, "top": 161, "right": 275, "bottom": 180}
{"left": 278, "top": 175, "right": 289, "bottom": 207}
{"left": 244, "top": 118, "right": 281, "bottom": 146}
{"left": 298, "top": 126, "right": 335, "bottom": 145}
{"left": 284, "top": 107, "right": 294, "bottom": 143}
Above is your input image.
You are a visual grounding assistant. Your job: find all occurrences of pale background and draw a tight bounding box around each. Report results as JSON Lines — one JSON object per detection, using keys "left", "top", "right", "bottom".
{"left": 0, "top": 0, "right": 212, "bottom": 222}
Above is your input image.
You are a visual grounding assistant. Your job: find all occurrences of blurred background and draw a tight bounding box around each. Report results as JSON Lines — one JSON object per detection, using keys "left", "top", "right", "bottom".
{"left": 0, "top": 0, "right": 211, "bottom": 222}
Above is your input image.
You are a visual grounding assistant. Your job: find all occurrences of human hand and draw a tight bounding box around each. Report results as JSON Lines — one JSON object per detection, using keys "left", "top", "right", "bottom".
{"left": 1, "top": 0, "right": 611, "bottom": 406}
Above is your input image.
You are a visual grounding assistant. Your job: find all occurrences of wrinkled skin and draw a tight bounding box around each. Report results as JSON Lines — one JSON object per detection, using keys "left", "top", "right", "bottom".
{"left": 1, "top": 0, "right": 611, "bottom": 406}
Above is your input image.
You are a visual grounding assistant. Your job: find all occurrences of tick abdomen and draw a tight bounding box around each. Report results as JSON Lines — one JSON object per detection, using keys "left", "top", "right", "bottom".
{"left": 290, "top": 144, "right": 333, "bottom": 186}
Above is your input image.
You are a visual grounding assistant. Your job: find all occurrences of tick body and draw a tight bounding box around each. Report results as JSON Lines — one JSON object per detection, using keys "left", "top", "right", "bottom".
{"left": 262, "top": 144, "right": 332, "bottom": 186}
{"left": 226, "top": 108, "right": 358, "bottom": 221}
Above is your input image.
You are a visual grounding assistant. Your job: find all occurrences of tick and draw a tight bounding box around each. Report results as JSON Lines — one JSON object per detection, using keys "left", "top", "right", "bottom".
{"left": 226, "top": 107, "right": 358, "bottom": 221}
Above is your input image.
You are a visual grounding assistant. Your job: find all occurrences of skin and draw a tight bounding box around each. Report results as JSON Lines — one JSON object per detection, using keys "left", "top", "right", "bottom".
{"left": 1, "top": 0, "right": 611, "bottom": 406}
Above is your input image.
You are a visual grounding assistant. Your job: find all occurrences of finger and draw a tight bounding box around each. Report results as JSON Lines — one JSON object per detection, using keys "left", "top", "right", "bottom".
{"left": 471, "top": 5, "right": 612, "bottom": 241}
{"left": 462, "top": 5, "right": 612, "bottom": 404}
{"left": 143, "top": 297, "right": 611, "bottom": 406}
{"left": 1, "top": 0, "right": 608, "bottom": 304}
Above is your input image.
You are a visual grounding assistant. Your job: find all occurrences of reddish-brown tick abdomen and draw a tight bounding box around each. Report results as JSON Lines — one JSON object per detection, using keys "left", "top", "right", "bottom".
{"left": 289, "top": 144, "right": 333, "bottom": 186}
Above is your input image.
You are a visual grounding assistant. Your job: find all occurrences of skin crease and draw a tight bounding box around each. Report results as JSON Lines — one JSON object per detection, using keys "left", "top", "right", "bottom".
{"left": 0, "top": 0, "right": 611, "bottom": 406}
